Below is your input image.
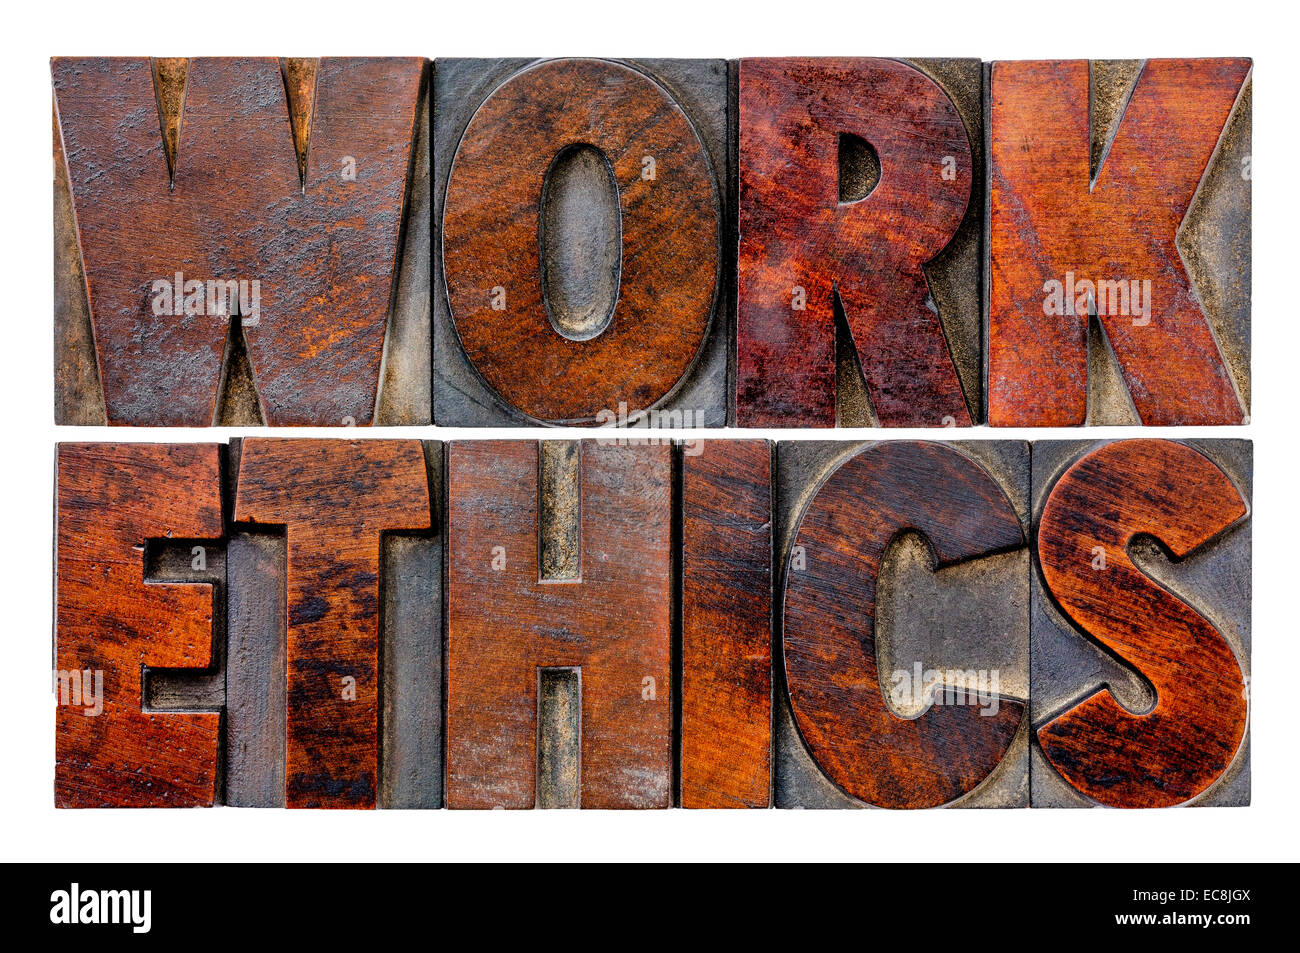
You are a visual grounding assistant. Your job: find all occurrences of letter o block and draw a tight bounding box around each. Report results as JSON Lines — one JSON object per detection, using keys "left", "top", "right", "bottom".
{"left": 436, "top": 58, "right": 728, "bottom": 426}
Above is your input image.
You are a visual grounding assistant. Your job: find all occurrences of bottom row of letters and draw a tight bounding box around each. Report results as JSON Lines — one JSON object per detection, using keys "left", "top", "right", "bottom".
{"left": 53, "top": 436, "right": 1251, "bottom": 809}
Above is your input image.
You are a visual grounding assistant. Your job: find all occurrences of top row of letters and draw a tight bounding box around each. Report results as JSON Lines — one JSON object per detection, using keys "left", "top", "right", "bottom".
{"left": 52, "top": 57, "right": 1252, "bottom": 428}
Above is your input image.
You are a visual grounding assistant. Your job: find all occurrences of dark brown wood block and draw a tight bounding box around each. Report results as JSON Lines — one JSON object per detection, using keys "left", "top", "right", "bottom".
{"left": 445, "top": 440, "right": 672, "bottom": 808}
{"left": 51, "top": 57, "right": 428, "bottom": 426}
{"left": 737, "top": 58, "right": 980, "bottom": 428}
{"left": 435, "top": 58, "right": 727, "bottom": 427}
{"left": 988, "top": 59, "right": 1251, "bottom": 426}
{"left": 232, "top": 439, "right": 431, "bottom": 808}
{"left": 681, "top": 439, "right": 772, "bottom": 808}
{"left": 55, "top": 443, "right": 224, "bottom": 807}
{"left": 781, "top": 441, "right": 1027, "bottom": 808}
{"left": 1033, "top": 439, "right": 1250, "bottom": 807}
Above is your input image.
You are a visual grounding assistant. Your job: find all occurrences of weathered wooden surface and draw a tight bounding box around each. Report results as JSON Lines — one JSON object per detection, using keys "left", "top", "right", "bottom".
{"left": 380, "top": 440, "right": 445, "bottom": 809}
{"left": 780, "top": 441, "right": 1027, "bottom": 808}
{"left": 737, "top": 58, "right": 978, "bottom": 428}
{"left": 435, "top": 58, "right": 727, "bottom": 427}
{"left": 988, "top": 59, "right": 1251, "bottom": 426}
{"left": 55, "top": 444, "right": 224, "bottom": 807}
{"left": 232, "top": 439, "right": 431, "bottom": 808}
{"left": 51, "top": 57, "right": 427, "bottom": 426}
{"left": 1033, "top": 439, "right": 1250, "bottom": 807}
{"left": 445, "top": 440, "right": 672, "bottom": 808}
{"left": 680, "top": 439, "right": 772, "bottom": 808}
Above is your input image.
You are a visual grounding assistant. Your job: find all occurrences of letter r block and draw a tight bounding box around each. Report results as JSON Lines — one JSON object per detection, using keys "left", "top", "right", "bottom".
{"left": 445, "top": 440, "right": 673, "bottom": 808}
{"left": 737, "top": 58, "right": 984, "bottom": 428}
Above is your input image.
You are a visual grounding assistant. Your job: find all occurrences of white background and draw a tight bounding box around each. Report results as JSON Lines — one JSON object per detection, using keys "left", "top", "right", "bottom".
{"left": 2, "top": 0, "right": 1295, "bottom": 861}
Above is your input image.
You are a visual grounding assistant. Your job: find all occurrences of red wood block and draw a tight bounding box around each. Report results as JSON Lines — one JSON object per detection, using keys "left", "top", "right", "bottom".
{"left": 441, "top": 59, "right": 719, "bottom": 424}
{"left": 783, "top": 441, "right": 1025, "bottom": 808}
{"left": 681, "top": 440, "right": 772, "bottom": 808}
{"left": 445, "top": 440, "right": 672, "bottom": 808}
{"left": 737, "top": 58, "right": 973, "bottom": 428}
{"left": 233, "top": 439, "right": 431, "bottom": 808}
{"left": 55, "top": 443, "right": 224, "bottom": 807}
{"left": 51, "top": 57, "right": 424, "bottom": 426}
{"left": 988, "top": 59, "right": 1250, "bottom": 426}
{"left": 1036, "top": 439, "right": 1248, "bottom": 807}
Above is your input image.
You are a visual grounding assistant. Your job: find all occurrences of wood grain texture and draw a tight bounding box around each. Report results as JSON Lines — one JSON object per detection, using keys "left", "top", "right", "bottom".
{"left": 445, "top": 440, "right": 672, "bottom": 808}
{"left": 988, "top": 59, "right": 1250, "bottom": 426}
{"left": 51, "top": 57, "right": 424, "bottom": 426}
{"left": 681, "top": 440, "right": 772, "bottom": 808}
{"left": 1035, "top": 439, "right": 1249, "bottom": 807}
{"left": 55, "top": 443, "right": 224, "bottom": 807}
{"left": 737, "top": 58, "right": 973, "bottom": 428}
{"left": 441, "top": 59, "right": 719, "bottom": 424}
{"left": 782, "top": 441, "right": 1025, "bottom": 808}
{"left": 233, "top": 439, "right": 431, "bottom": 808}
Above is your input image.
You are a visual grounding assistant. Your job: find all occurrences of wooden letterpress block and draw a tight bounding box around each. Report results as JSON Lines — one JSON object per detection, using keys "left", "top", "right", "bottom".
{"left": 55, "top": 443, "right": 224, "bottom": 807}
{"left": 230, "top": 439, "right": 434, "bottom": 808}
{"left": 445, "top": 440, "right": 672, "bottom": 808}
{"left": 773, "top": 440, "right": 1030, "bottom": 808}
{"left": 737, "top": 59, "right": 983, "bottom": 427}
{"left": 1031, "top": 439, "right": 1251, "bottom": 807}
{"left": 52, "top": 57, "right": 430, "bottom": 426}
{"left": 988, "top": 60, "right": 1251, "bottom": 426}
{"left": 434, "top": 59, "right": 728, "bottom": 427}
{"left": 681, "top": 439, "right": 772, "bottom": 808}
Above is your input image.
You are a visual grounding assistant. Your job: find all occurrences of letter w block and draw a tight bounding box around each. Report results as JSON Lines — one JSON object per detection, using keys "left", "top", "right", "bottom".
{"left": 51, "top": 57, "right": 424, "bottom": 425}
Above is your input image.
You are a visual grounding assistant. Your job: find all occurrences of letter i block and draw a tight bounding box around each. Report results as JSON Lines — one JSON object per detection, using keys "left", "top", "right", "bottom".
{"left": 55, "top": 443, "right": 225, "bottom": 807}
{"left": 445, "top": 440, "right": 673, "bottom": 808}
{"left": 681, "top": 439, "right": 773, "bottom": 808}
{"left": 52, "top": 57, "right": 430, "bottom": 426}
{"left": 434, "top": 59, "right": 729, "bottom": 427}
{"left": 737, "top": 59, "right": 984, "bottom": 428}
{"left": 773, "top": 440, "right": 1030, "bottom": 808}
{"left": 988, "top": 60, "right": 1251, "bottom": 425}
{"left": 1031, "top": 439, "right": 1251, "bottom": 807}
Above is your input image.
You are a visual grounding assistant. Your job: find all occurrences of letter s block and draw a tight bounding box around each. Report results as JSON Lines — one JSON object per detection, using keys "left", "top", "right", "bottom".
{"left": 737, "top": 59, "right": 983, "bottom": 428}
{"left": 434, "top": 59, "right": 728, "bottom": 427}
{"left": 1031, "top": 439, "right": 1251, "bottom": 807}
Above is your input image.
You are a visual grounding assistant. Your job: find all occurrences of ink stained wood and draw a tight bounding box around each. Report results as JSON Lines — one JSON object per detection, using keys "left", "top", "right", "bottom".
{"left": 441, "top": 59, "right": 719, "bottom": 424}
{"left": 55, "top": 443, "right": 224, "bottom": 807}
{"left": 51, "top": 57, "right": 424, "bottom": 426}
{"left": 988, "top": 59, "right": 1250, "bottom": 426}
{"left": 736, "top": 58, "right": 973, "bottom": 428}
{"left": 681, "top": 440, "right": 773, "bottom": 808}
{"left": 1035, "top": 439, "right": 1249, "bottom": 807}
{"left": 445, "top": 440, "right": 673, "bottom": 808}
{"left": 782, "top": 441, "right": 1025, "bottom": 808}
{"left": 233, "top": 439, "right": 431, "bottom": 808}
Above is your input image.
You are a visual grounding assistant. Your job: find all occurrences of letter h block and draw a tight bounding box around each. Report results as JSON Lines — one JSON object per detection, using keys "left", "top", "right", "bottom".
{"left": 445, "top": 440, "right": 673, "bottom": 807}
